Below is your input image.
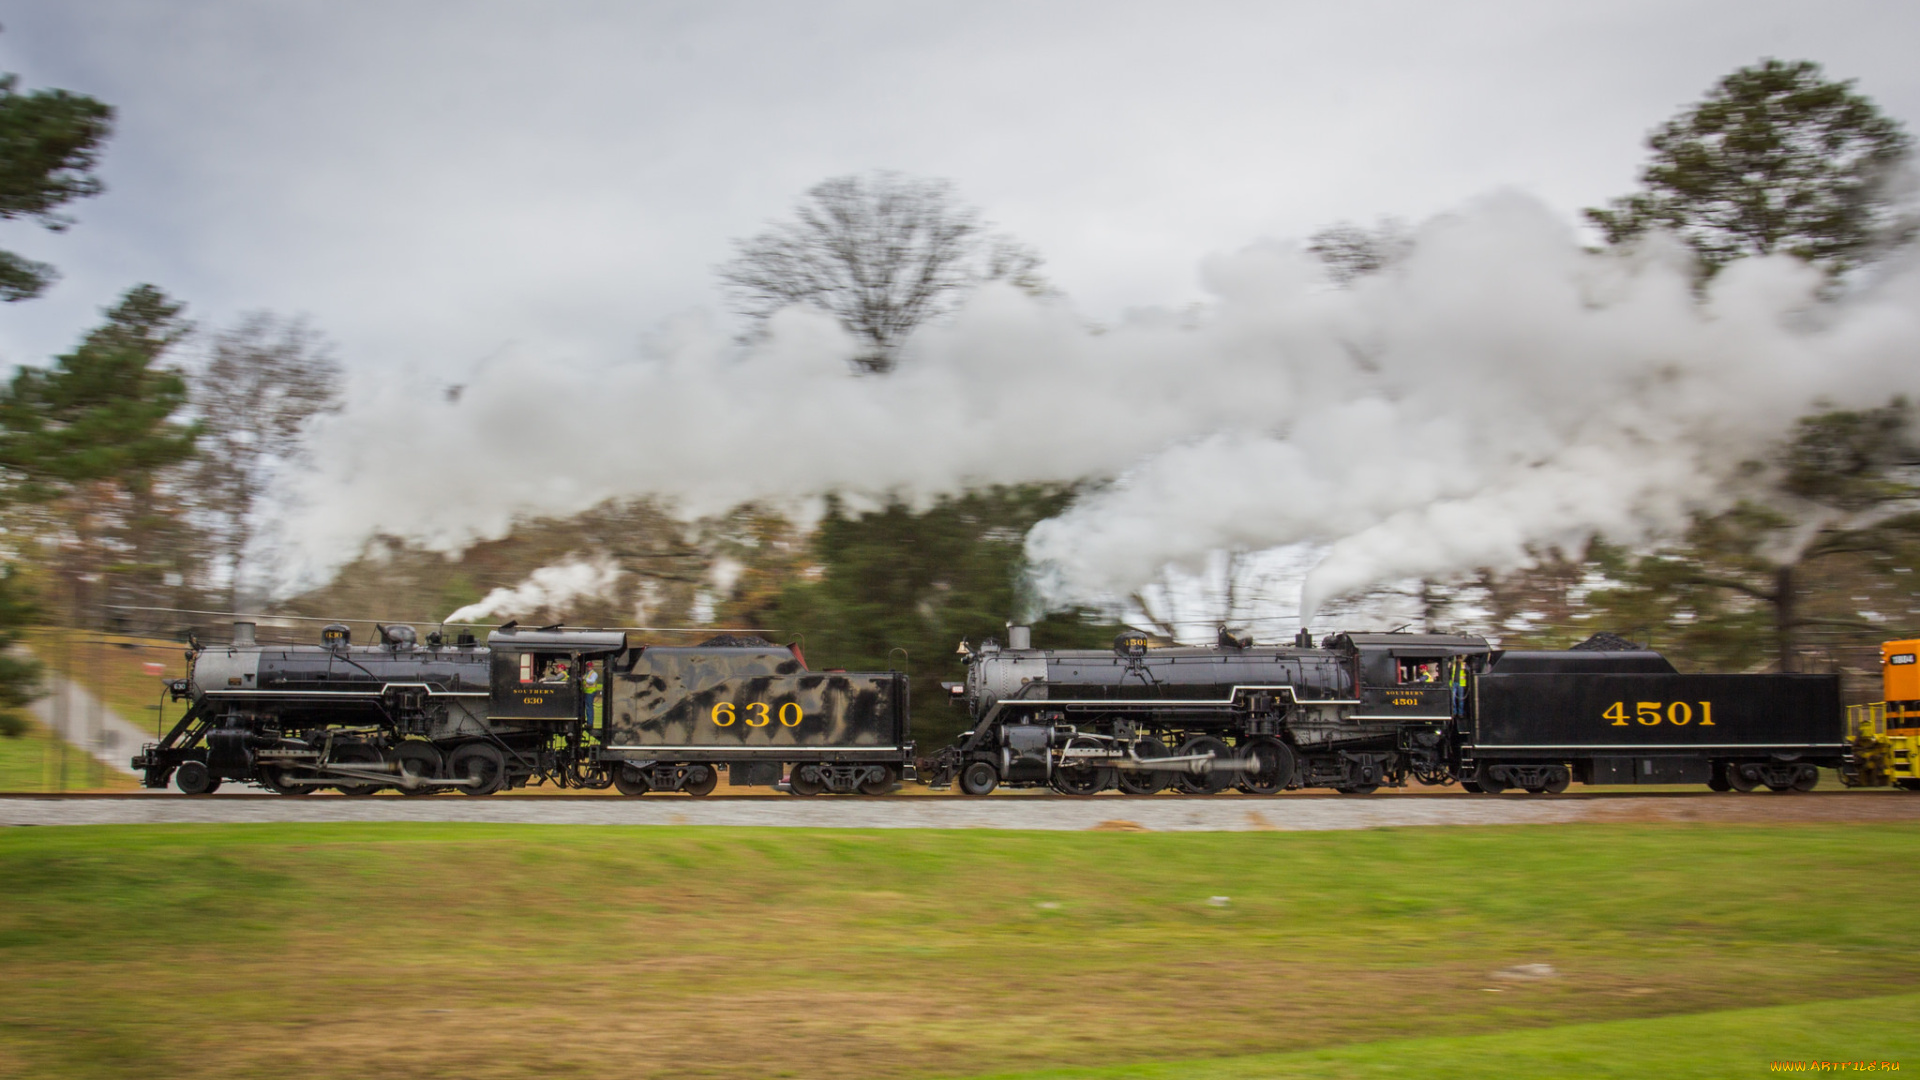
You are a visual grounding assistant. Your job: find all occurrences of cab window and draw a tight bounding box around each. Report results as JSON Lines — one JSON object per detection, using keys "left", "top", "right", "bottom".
{"left": 518, "top": 653, "right": 572, "bottom": 684}
{"left": 1397, "top": 658, "right": 1441, "bottom": 684}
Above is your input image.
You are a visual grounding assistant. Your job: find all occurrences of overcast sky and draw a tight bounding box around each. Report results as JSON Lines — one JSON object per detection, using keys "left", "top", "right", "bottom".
{"left": 2, "top": 0, "right": 1915, "bottom": 380}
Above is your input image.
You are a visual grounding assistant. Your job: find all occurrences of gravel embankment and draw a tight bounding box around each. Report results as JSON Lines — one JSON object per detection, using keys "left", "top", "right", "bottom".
{"left": 3, "top": 791, "right": 1915, "bottom": 830}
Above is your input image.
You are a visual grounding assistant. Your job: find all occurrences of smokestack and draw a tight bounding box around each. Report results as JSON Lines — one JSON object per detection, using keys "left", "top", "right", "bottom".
{"left": 232, "top": 621, "right": 257, "bottom": 647}
{"left": 1007, "top": 624, "right": 1032, "bottom": 651}
{"left": 1294, "top": 627, "right": 1312, "bottom": 649}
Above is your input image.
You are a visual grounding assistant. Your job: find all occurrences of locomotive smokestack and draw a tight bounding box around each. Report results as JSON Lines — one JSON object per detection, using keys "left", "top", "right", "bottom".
{"left": 1007, "top": 624, "right": 1032, "bottom": 651}
{"left": 232, "top": 621, "right": 257, "bottom": 647}
{"left": 1294, "top": 627, "right": 1312, "bottom": 649}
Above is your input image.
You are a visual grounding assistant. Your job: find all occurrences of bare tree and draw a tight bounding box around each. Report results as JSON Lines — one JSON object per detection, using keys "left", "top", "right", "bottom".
{"left": 1307, "top": 218, "right": 1413, "bottom": 285}
{"left": 192, "top": 314, "right": 342, "bottom": 608}
{"left": 717, "top": 172, "right": 1049, "bottom": 374}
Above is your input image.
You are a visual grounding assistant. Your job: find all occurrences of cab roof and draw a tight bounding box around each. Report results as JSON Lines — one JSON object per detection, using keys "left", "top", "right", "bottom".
{"left": 487, "top": 628, "right": 628, "bottom": 653}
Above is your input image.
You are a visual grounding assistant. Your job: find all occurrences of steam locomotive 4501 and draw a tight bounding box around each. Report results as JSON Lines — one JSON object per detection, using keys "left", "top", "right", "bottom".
{"left": 922, "top": 626, "right": 1848, "bottom": 796}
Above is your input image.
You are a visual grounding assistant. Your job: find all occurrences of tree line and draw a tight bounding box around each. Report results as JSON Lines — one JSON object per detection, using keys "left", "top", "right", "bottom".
{"left": 0, "top": 61, "right": 342, "bottom": 735}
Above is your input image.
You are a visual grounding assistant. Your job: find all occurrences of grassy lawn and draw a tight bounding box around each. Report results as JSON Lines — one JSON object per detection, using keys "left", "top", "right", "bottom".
{"left": 0, "top": 822, "right": 1915, "bottom": 1078}
{"left": 0, "top": 718, "right": 138, "bottom": 793}
{"left": 19, "top": 628, "right": 186, "bottom": 741}
{"left": 968, "top": 994, "right": 1920, "bottom": 1079}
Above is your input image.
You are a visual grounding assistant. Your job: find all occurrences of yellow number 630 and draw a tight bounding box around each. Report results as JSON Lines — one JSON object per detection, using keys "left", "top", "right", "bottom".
{"left": 712, "top": 702, "right": 806, "bottom": 727}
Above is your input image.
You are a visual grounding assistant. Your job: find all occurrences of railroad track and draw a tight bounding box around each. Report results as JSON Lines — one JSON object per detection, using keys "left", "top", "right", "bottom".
{"left": 2, "top": 790, "right": 1914, "bottom": 831}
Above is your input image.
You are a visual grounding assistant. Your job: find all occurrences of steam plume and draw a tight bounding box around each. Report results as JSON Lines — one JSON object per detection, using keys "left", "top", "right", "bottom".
{"left": 444, "top": 556, "right": 623, "bottom": 624}
{"left": 272, "top": 193, "right": 1920, "bottom": 623}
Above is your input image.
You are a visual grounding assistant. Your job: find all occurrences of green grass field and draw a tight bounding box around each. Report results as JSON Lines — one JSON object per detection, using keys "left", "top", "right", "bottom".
{"left": 1, "top": 822, "right": 1914, "bottom": 1079}
{"left": 20, "top": 628, "right": 184, "bottom": 741}
{"left": 976, "top": 994, "right": 1920, "bottom": 1079}
{"left": 0, "top": 717, "right": 137, "bottom": 792}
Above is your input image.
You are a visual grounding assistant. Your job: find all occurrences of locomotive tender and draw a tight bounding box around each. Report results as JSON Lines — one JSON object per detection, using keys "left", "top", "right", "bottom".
{"left": 137, "top": 617, "right": 1852, "bottom": 797}
{"left": 926, "top": 626, "right": 1849, "bottom": 796}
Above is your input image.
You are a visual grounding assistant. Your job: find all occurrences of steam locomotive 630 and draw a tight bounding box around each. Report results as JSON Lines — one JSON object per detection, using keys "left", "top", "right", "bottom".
{"left": 134, "top": 621, "right": 911, "bottom": 796}
{"left": 923, "top": 626, "right": 1849, "bottom": 796}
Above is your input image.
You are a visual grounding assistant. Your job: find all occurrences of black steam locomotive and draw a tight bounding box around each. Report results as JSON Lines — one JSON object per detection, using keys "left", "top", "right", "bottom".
{"left": 923, "top": 626, "right": 1848, "bottom": 796}
{"left": 134, "top": 621, "right": 911, "bottom": 796}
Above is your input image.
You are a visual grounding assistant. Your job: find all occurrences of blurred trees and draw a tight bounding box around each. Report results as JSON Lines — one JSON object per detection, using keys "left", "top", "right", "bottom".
{"left": 191, "top": 314, "right": 342, "bottom": 609}
{"left": 1463, "top": 59, "right": 1920, "bottom": 686}
{"left": 1586, "top": 58, "right": 1912, "bottom": 276}
{"left": 1573, "top": 402, "right": 1920, "bottom": 673}
{"left": 0, "top": 285, "right": 201, "bottom": 631}
{"left": 717, "top": 172, "right": 1049, "bottom": 374}
{"left": 726, "top": 486, "right": 1119, "bottom": 748}
{"left": 1307, "top": 218, "right": 1412, "bottom": 285}
{"left": 0, "top": 565, "right": 38, "bottom": 736}
{"left": 0, "top": 67, "right": 113, "bottom": 301}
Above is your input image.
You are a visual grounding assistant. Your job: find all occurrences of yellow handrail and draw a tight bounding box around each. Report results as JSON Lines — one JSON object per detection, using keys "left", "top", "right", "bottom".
{"left": 1847, "top": 702, "right": 1886, "bottom": 739}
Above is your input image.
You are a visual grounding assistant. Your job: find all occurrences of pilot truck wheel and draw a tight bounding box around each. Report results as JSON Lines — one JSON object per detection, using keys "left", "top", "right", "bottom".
{"left": 958, "top": 760, "right": 999, "bottom": 796}
{"left": 174, "top": 760, "right": 214, "bottom": 795}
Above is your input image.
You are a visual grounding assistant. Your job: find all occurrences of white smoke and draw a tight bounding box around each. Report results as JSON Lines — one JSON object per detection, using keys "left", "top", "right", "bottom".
{"left": 443, "top": 555, "right": 624, "bottom": 624}
{"left": 272, "top": 191, "right": 1920, "bottom": 624}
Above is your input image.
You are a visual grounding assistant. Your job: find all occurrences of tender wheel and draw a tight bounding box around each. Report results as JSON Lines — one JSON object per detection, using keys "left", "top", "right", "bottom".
{"left": 390, "top": 742, "right": 443, "bottom": 796}
{"left": 174, "top": 760, "right": 214, "bottom": 795}
{"left": 683, "top": 765, "right": 718, "bottom": 797}
{"left": 1237, "top": 736, "right": 1295, "bottom": 795}
{"left": 788, "top": 764, "right": 826, "bottom": 796}
{"left": 1898, "top": 779, "right": 1920, "bottom": 792}
{"left": 1728, "top": 763, "right": 1761, "bottom": 793}
{"left": 958, "top": 760, "right": 999, "bottom": 796}
{"left": 1176, "top": 736, "right": 1232, "bottom": 795}
{"left": 1541, "top": 767, "right": 1570, "bottom": 795}
{"left": 1334, "top": 781, "right": 1380, "bottom": 796}
{"left": 612, "top": 763, "right": 651, "bottom": 796}
{"left": 858, "top": 765, "right": 897, "bottom": 796}
{"left": 1708, "top": 762, "right": 1732, "bottom": 792}
{"left": 330, "top": 743, "right": 385, "bottom": 796}
{"left": 1475, "top": 764, "right": 1511, "bottom": 794}
{"left": 1790, "top": 765, "right": 1819, "bottom": 792}
{"left": 1459, "top": 779, "right": 1484, "bottom": 794}
{"left": 448, "top": 743, "right": 506, "bottom": 796}
{"left": 1117, "top": 736, "right": 1170, "bottom": 796}
{"left": 1052, "top": 737, "right": 1115, "bottom": 795}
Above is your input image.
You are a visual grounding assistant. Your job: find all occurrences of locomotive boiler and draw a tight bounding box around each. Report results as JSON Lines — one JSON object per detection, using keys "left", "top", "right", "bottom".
{"left": 133, "top": 620, "right": 589, "bottom": 795}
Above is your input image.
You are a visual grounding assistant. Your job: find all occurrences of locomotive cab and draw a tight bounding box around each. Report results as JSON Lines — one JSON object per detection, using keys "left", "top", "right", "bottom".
{"left": 1342, "top": 633, "right": 1488, "bottom": 720}
{"left": 487, "top": 628, "right": 627, "bottom": 724}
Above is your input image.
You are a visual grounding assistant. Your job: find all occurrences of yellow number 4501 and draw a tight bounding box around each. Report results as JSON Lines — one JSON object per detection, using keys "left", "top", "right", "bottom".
{"left": 1605, "top": 701, "right": 1714, "bottom": 726}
